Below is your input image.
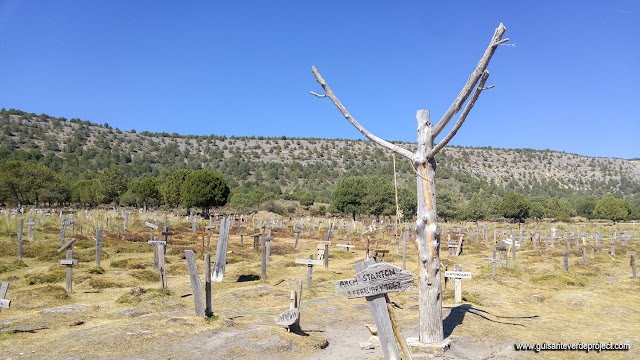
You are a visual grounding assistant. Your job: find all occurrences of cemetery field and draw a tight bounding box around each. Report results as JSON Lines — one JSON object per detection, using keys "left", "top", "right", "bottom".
{"left": 0, "top": 210, "right": 638, "bottom": 359}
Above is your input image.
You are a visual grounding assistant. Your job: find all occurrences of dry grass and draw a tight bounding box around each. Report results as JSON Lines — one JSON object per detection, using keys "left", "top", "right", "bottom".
{"left": 0, "top": 212, "right": 638, "bottom": 359}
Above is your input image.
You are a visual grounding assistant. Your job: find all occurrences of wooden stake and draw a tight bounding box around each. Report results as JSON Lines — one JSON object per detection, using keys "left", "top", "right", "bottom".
{"left": 184, "top": 250, "right": 205, "bottom": 318}
{"left": 205, "top": 254, "right": 212, "bottom": 316}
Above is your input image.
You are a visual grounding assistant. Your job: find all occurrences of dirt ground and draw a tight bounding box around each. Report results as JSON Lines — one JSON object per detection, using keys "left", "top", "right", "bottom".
{"left": 1, "top": 212, "right": 638, "bottom": 359}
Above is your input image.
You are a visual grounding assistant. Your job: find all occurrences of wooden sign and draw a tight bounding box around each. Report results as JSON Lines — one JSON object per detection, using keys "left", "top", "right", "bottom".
{"left": 148, "top": 240, "right": 167, "bottom": 245}
{"left": 58, "top": 259, "right": 79, "bottom": 265}
{"left": 444, "top": 271, "right": 472, "bottom": 279}
{"left": 145, "top": 222, "right": 158, "bottom": 230}
{"left": 335, "top": 262, "right": 414, "bottom": 299}
{"left": 482, "top": 258, "right": 506, "bottom": 264}
{"left": 275, "top": 308, "right": 300, "bottom": 327}
{"left": 295, "top": 259, "right": 324, "bottom": 266}
{"left": 336, "top": 244, "right": 355, "bottom": 248}
{"left": 318, "top": 241, "right": 331, "bottom": 245}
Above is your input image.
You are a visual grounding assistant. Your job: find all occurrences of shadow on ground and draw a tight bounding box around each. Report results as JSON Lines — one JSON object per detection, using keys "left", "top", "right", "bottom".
{"left": 443, "top": 304, "right": 539, "bottom": 338}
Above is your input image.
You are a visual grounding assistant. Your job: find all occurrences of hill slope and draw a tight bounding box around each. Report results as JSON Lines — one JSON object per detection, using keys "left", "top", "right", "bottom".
{"left": 1, "top": 108, "right": 639, "bottom": 206}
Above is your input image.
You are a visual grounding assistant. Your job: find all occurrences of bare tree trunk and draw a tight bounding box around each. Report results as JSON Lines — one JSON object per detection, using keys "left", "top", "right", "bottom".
{"left": 414, "top": 110, "right": 443, "bottom": 343}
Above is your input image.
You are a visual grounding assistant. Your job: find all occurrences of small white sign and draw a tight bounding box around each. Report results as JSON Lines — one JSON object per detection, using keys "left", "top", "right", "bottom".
{"left": 444, "top": 271, "right": 472, "bottom": 279}
{"left": 295, "top": 259, "right": 324, "bottom": 266}
{"left": 148, "top": 240, "right": 166, "bottom": 245}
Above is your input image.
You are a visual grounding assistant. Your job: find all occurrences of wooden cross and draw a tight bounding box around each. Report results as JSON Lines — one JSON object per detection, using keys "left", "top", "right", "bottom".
{"left": 26, "top": 218, "right": 35, "bottom": 239}
{"left": 295, "top": 255, "right": 323, "bottom": 287}
{"left": 482, "top": 249, "right": 506, "bottom": 280}
{"left": 444, "top": 265, "right": 472, "bottom": 303}
{"left": 58, "top": 250, "right": 78, "bottom": 292}
{"left": 0, "top": 281, "right": 10, "bottom": 312}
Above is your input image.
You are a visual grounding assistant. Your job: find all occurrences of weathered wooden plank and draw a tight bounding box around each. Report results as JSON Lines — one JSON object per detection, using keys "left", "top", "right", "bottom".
{"left": 212, "top": 217, "right": 230, "bottom": 282}
{"left": 145, "top": 222, "right": 158, "bottom": 230}
{"left": 295, "top": 259, "right": 324, "bottom": 266}
{"left": 275, "top": 308, "right": 300, "bottom": 327}
{"left": 148, "top": 240, "right": 167, "bottom": 245}
{"left": 335, "top": 263, "right": 414, "bottom": 299}
{"left": 57, "top": 238, "right": 76, "bottom": 253}
{"left": 184, "top": 250, "right": 205, "bottom": 318}
{"left": 0, "top": 282, "right": 9, "bottom": 311}
{"left": 481, "top": 258, "right": 506, "bottom": 264}
{"left": 205, "top": 254, "right": 212, "bottom": 316}
{"left": 17, "top": 219, "right": 24, "bottom": 260}
{"left": 444, "top": 271, "right": 472, "bottom": 279}
{"left": 158, "top": 244, "right": 167, "bottom": 288}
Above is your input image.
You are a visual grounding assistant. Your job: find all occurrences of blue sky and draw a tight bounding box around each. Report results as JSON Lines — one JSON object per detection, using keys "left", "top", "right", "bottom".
{"left": 1, "top": 1, "right": 638, "bottom": 159}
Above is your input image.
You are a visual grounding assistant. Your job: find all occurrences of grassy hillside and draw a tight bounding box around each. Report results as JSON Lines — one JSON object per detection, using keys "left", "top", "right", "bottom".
{"left": 1, "top": 108, "right": 639, "bottom": 213}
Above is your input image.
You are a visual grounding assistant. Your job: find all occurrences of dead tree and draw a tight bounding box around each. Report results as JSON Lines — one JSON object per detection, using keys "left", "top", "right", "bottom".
{"left": 311, "top": 23, "right": 509, "bottom": 344}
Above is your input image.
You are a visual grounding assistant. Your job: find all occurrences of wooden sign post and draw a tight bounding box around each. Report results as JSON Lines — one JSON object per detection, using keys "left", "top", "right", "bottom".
{"left": 296, "top": 255, "right": 323, "bottom": 287}
{"left": 335, "top": 259, "right": 414, "bottom": 359}
{"left": 563, "top": 251, "right": 569, "bottom": 272}
{"left": 0, "top": 281, "right": 10, "bottom": 312}
{"left": 482, "top": 248, "right": 506, "bottom": 280}
{"left": 58, "top": 250, "right": 78, "bottom": 292}
{"left": 444, "top": 265, "right": 472, "bottom": 304}
{"left": 184, "top": 250, "right": 205, "bottom": 318}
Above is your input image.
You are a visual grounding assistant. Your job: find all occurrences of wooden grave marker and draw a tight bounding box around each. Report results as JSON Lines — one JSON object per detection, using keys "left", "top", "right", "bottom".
{"left": 445, "top": 265, "right": 472, "bottom": 303}
{"left": 563, "top": 251, "right": 569, "bottom": 272}
{"left": 96, "top": 226, "right": 103, "bottom": 266}
{"left": 0, "top": 281, "right": 10, "bottom": 312}
{"left": 17, "top": 218, "right": 24, "bottom": 260}
{"left": 335, "top": 259, "right": 414, "bottom": 359}
{"left": 261, "top": 237, "right": 267, "bottom": 280}
{"left": 184, "top": 250, "right": 205, "bottom": 318}
{"left": 296, "top": 255, "right": 323, "bottom": 287}
{"left": 26, "top": 218, "right": 35, "bottom": 239}
{"left": 59, "top": 217, "right": 68, "bottom": 244}
{"left": 58, "top": 250, "right": 78, "bottom": 292}
{"left": 631, "top": 254, "right": 637, "bottom": 281}
{"left": 212, "top": 218, "right": 231, "bottom": 282}
{"left": 205, "top": 254, "right": 212, "bottom": 316}
{"left": 275, "top": 279, "right": 303, "bottom": 332}
{"left": 251, "top": 232, "right": 262, "bottom": 251}
{"left": 482, "top": 249, "right": 506, "bottom": 280}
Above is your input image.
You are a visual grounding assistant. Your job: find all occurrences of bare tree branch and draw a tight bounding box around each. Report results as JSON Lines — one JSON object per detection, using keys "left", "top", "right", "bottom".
{"left": 432, "top": 23, "right": 507, "bottom": 140}
{"left": 427, "top": 70, "right": 490, "bottom": 159}
{"left": 311, "top": 66, "right": 414, "bottom": 160}
{"left": 310, "top": 91, "right": 326, "bottom": 98}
